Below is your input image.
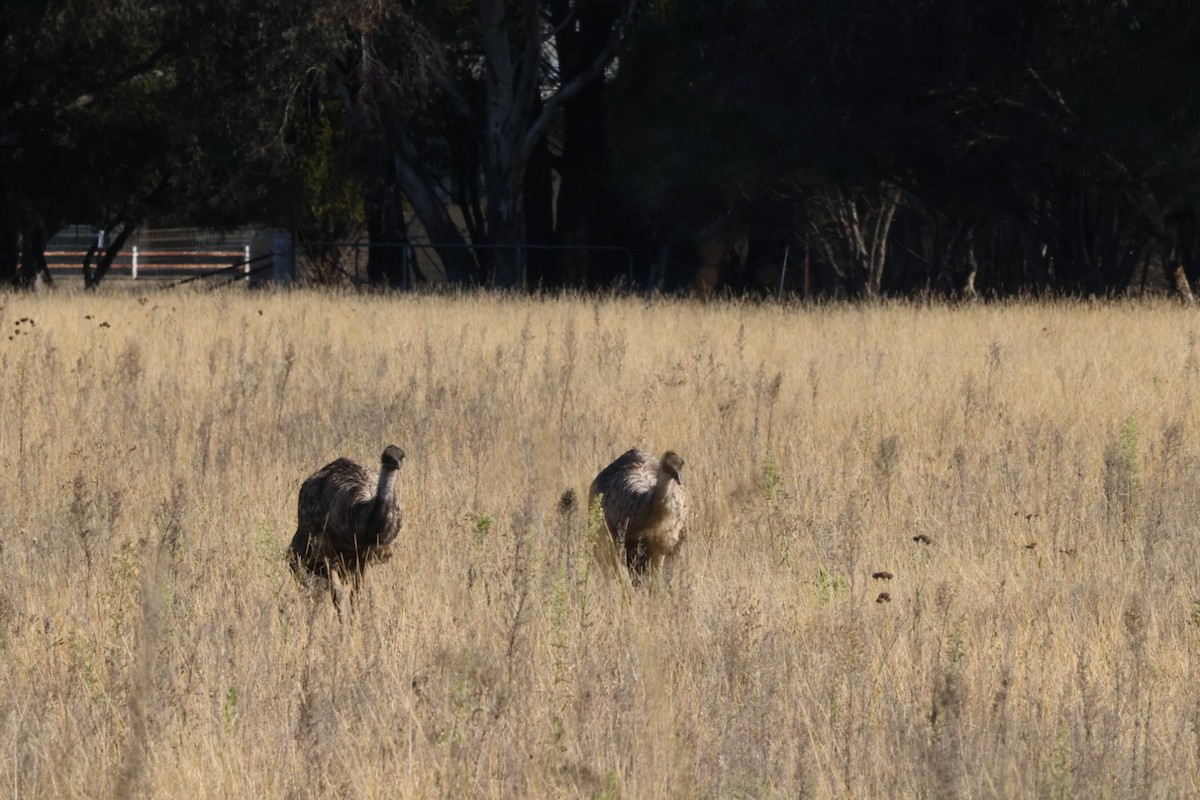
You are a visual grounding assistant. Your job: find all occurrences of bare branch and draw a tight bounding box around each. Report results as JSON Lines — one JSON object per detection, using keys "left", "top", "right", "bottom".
{"left": 519, "top": 0, "right": 641, "bottom": 162}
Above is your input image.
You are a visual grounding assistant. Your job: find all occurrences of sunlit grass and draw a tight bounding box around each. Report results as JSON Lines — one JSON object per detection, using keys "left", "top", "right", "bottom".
{"left": 2, "top": 289, "right": 1200, "bottom": 797}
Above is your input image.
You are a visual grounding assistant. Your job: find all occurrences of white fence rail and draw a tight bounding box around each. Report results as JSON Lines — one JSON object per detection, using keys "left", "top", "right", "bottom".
{"left": 127, "top": 245, "right": 251, "bottom": 278}
{"left": 45, "top": 227, "right": 293, "bottom": 283}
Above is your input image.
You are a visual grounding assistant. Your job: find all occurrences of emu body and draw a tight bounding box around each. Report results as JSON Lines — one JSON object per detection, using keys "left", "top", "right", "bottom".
{"left": 589, "top": 449, "right": 687, "bottom": 578}
{"left": 289, "top": 445, "right": 405, "bottom": 613}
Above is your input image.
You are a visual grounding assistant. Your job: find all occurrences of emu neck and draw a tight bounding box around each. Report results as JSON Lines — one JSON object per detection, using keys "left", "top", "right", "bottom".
{"left": 376, "top": 467, "right": 398, "bottom": 505}
{"left": 363, "top": 468, "right": 399, "bottom": 537}
{"left": 640, "top": 469, "right": 673, "bottom": 526}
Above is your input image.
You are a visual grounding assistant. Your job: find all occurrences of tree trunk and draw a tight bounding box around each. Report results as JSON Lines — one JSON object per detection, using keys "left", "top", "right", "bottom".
{"left": 16, "top": 229, "right": 52, "bottom": 289}
{"left": 552, "top": 0, "right": 619, "bottom": 289}
{"left": 1143, "top": 205, "right": 1195, "bottom": 303}
{"left": 364, "top": 179, "right": 412, "bottom": 289}
{"left": 329, "top": 31, "right": 478, "bottom": 286}
{"left": 82, "top": 223, "right": 135, "bottom": 289}
{"left": 474, "top": 0, "right": 639, "bottom": 289}
{"left": 483, "top": 163, "right": 529, "bottom": 288}
{"left": 477, "top": 0, "right": 534, "bottom": 289}
{"left": 816, "top": 183, "right": 901, "bottom": 298}
{"left": 345, "top": 0, "right": 639, "bottom": 289}
{"left": 1012, "top": 215, "right": 1052, "bottom": 294}
{"left": 1167, "top": 243, "right": 1195, "bottom": 304}
{"left": 963, "top": 238, "right": 980, "bottom": 300}
{"left": 0, "top": 229, "right": 18, "bottom": 285}
{"left": 865, "top": 186, "right": 901, "bottom": 296}
{"left": 524, "top": 128, "right": 556, "bottom": 289}
{"left": 392, "top": 150, "right": 479, "bottom": 285}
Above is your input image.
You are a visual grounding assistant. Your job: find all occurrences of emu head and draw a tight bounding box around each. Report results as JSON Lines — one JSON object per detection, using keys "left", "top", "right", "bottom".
{"left": 381, "top": 444, "right": 406, "bottom": 471}
{"left": 660, "top": 451, "right": 684, "bottom": 485}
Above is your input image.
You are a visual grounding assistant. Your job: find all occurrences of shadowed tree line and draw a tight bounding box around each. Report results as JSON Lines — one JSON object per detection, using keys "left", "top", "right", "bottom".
{"left": 3, "top": 0, "right": 1199, "bottom": 297}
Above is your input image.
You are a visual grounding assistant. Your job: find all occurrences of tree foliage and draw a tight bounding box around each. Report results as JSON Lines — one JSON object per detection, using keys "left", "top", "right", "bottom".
{"left": 607, "top": 0, "right": 1200, "bottom": 297}
{"left": 3, "top": 0, "right": 1198, "bottom": 296}
{"left": 0, "top": 0, "right": 330, "bottom": 287}
{"left": 308, "top": 0, "right": 645, "bottom": 287}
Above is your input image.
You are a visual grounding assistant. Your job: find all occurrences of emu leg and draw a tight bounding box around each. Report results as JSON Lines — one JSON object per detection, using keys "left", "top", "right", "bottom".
{"left": 329, "top": 568, "right": 349, "bottom": 620}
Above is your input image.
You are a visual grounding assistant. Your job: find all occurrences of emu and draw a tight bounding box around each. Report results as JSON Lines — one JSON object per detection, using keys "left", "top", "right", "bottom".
{"left": 288, "top": 445, "right": 405, "bottom": 614}
{"left": 588, "top": 449, "right": 687, "bottom": 580}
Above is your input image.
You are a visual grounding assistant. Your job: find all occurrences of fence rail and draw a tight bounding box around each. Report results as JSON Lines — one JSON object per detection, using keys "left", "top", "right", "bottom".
{"left": 46, "top": 246, "right": 253, "bottom": 279}
{"left": 41, "top": 227, "right": 634, "bottom": 288}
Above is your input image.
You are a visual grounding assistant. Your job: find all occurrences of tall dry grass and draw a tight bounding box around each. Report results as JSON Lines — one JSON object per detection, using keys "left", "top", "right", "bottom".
{"left": 2, "top": 289, "right": 1200, "bottom": 798}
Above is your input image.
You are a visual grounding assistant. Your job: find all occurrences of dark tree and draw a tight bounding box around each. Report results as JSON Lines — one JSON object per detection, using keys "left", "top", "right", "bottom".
{"left": 313, "top": 0, "right": 646, "bottom": 288}
{"left": 606, "top": 0, "right": 1200, "bottom": 298}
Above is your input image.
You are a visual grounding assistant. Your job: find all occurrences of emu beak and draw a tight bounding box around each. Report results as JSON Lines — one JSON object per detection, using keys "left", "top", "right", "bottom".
{"left": 675, "top": 473, "right": 684, "bottom": 486}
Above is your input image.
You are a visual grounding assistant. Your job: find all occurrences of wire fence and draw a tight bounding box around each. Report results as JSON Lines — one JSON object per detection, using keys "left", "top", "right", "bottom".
{"left": 297, "top": 239, "right": 635, "bottom": 289}
{"left": 48, "top": 231, "right": 426, "bottom": 286}
{"left": 43, "top": 227, "right": 635, "bottom": 289}
{"left": 45, "top": 226, "right": 269, "bottom": 281}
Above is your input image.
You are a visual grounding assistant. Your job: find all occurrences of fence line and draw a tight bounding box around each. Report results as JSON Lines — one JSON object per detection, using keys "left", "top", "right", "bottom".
{"left": 159, "top": 253, "right": 275, "bottom": 289}
{"left": 298, "top": 239, "right": 635, "bottom": 289}
{"left": 129, "top": 246, "right": 251, "bottom": 278}
{"left": 45, "top": 226, "right": 284, "bottom": 283}
{"left": 42, "top": 227, "right": 636, "bottom": 288}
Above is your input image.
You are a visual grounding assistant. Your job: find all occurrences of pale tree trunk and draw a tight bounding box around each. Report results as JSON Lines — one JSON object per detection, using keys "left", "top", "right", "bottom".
{"left": 472, "top": 0, "right": 640, "bottom": 288}
{"left": 330, "top": 30, "right": 479, "bottom": 285}
{"left": 391, "top": 147, "right": 479, "bottom": 285}
{"left": 1167, "top": 243, "right": 1195, "bottom": 304}
{"left": 963, "top": 238, "right": 980, "bottom": 300}
{"left": 337, "top": 1, "right": 641, "bottom": 289}
{"left": 477, "top": 0, "right": 541, "bottom": 287}
{"left": 865, "top": 185, "right": 901, "bottom": 296}
{"left": 816, "top": 182, "right": 902, "bottom": 298}
{"left": 1106, "top": 165, "right": 1193, "bottom": 302}
{"left": 82, "top": 222, "right": 135, "bottom": 289}
{"left": 1163, "top": 205, "right": 1196, "bottom": 304}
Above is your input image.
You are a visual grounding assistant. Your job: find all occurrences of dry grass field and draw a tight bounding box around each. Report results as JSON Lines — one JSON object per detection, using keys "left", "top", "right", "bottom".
{"left": 3, "top": 289, "right": 1200, "bottom": 798}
